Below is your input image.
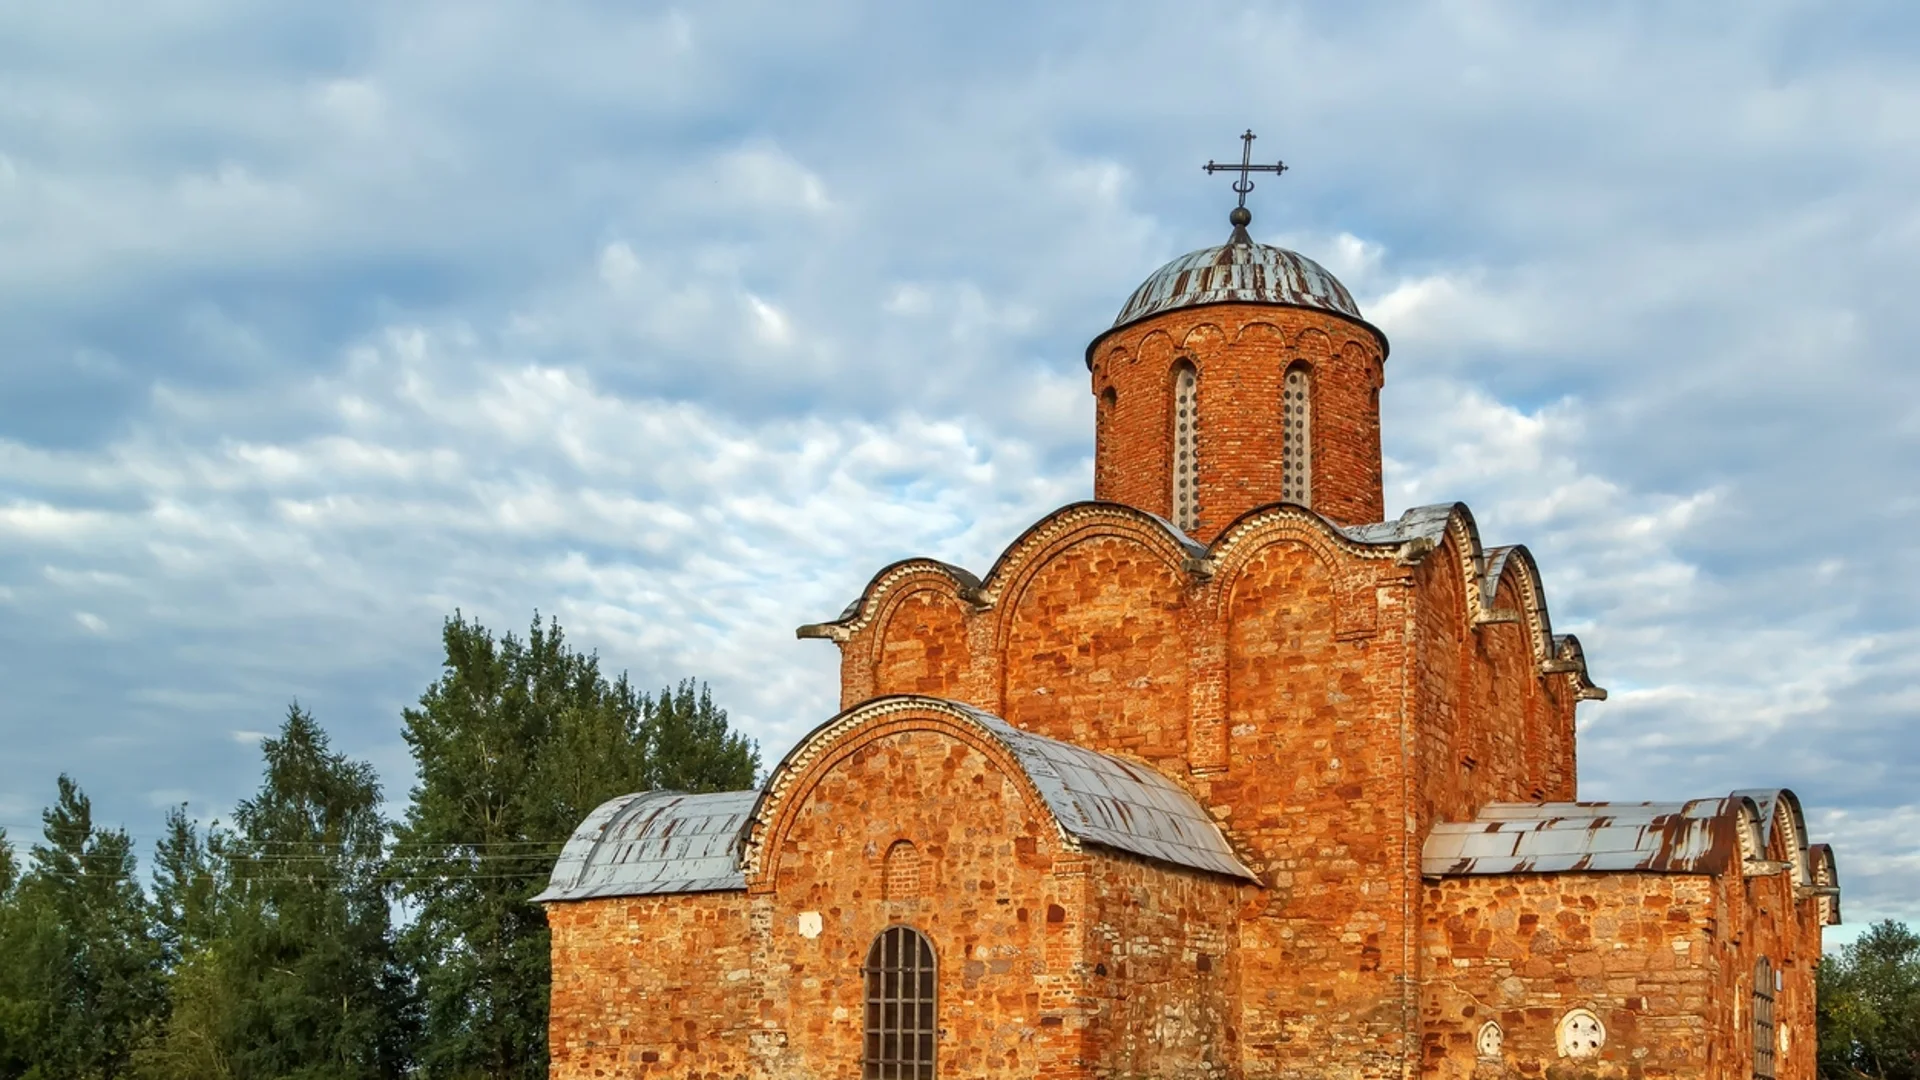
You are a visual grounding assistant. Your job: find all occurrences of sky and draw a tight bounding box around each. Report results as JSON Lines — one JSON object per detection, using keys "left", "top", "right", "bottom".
{"left": 1, "top": 0, "right": 1916, "bottom": 935}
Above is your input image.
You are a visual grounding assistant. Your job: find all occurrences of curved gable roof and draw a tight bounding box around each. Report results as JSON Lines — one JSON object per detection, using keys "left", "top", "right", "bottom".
{"left": 1423, "top": 789, "right": 1840, "bottom": 923}
{"left": 532, "top": 789, "right": 758, "bottom": 902}
{"left": 747, "top": 696, "right": 1256, "bottom": 884}
{"left": 536, "top": 696, "right": 1257, "bottom": 904}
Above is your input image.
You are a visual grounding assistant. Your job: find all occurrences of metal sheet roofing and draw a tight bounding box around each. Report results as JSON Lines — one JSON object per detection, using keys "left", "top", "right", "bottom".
{"left": 537, "top": 696, "right": 1257, "bottom": 903}
{"left": 532, "top": 789, "right": 758, "bottom": 902}
{"left": 1422, "top": 798, "right": 1752, "bottom": 877}
{"left": 1108, "top": 231, "right": 1371, "bottom": 337}
{"left": 949, "top": 703, "right": 1256, "bottom": 882}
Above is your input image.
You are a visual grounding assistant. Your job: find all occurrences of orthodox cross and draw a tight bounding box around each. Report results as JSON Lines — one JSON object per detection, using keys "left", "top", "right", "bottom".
{"left": 1204, "top": 129, "right": 1286, "bottom": 227}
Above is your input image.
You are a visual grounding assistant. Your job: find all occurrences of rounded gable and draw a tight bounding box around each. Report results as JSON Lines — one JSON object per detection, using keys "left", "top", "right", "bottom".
{"left": 743, "top": 695, "right": 1255, "bottom": 887}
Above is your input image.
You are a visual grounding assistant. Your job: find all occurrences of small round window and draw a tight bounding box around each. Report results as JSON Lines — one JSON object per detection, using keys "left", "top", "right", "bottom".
{"left": 1557, "top": 1008, "right": 1606, "bottom": 1059}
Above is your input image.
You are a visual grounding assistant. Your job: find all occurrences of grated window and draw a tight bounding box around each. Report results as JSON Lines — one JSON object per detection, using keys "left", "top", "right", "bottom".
{"left": 1172, "top": 363, "right": 1199, "bottom": 533}
{"left": 1754, "top": 957, "right": 1776, "bottom": 1080}
{"left": 1282, "top": 364, "right": 1312, "bottom": 507}
{"left": 864, "top": 926, "right": 937, "bottom": 1079}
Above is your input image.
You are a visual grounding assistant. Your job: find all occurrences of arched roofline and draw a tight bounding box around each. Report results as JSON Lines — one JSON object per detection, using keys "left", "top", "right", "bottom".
{"left": 741, "top": 694, "right": 1256, "bottom": 891}
{"left": 741, "top": 696, "right": 1068, "bottom": 890}
{"left": 1732, "top": 787, "right": 1816, "bottom": 888}
{"left": 796, "top": 499, "right": 1604, "bottom": 697}
{"left": 1809, "top": 843, "right": 1842, "bottom": 924}
{"left": 796, "top": 502, "right": 1203, "bottom": 641}
{"left": 796, "top": 557, "right": 984, "bottom": 642}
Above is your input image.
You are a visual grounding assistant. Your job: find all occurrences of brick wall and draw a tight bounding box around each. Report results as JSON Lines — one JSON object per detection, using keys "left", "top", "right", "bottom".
{"left": 1420, "top": 873, "right": 1721, "bottom": 1080}
{"left": 1089, "top": 303, "right": 1387, "bottom": 535}
{"left": 1081, "top": 853, "right": 1241, "bottom": 1078}
{"left": 545, "top": 709, "right": 1254, "bottom": 1079}
{"left": 823, "top": 502, "right": 1598, "bottom": 1080}
{"left": 546, "top": 892, "right": 761, "bottom": 1077}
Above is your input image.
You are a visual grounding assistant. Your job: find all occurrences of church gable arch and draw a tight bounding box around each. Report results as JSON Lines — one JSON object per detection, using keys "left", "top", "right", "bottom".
{"left": 991, "top": 522, "right": 1194, "bottom": 765}
{"left": 867, "top": 581, "right": 974, "bottom": 701}
{"left": 743, "top": 700, "right": 1066, "bottom": 894}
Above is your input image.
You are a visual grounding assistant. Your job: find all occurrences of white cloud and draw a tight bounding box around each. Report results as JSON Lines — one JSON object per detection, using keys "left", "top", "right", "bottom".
{"left": 0, "top": 0, "right": 1913, "bottom": 929}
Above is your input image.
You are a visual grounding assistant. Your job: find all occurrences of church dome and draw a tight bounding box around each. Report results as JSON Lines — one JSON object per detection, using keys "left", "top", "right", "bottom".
{"left": 1110, "top": 229, "right": 1366, "bottom": 334}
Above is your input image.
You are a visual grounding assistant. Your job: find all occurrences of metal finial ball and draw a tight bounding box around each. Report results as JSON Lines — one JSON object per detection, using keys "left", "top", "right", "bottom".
{"left": 1229, "top": 206, "right": 1252, "bottom": 227}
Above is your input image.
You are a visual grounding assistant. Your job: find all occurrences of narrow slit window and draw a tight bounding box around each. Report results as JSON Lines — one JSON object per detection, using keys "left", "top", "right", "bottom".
{"left": 1282, "top": 364, "right": 1312, "bottom": 507}
{"left": 1172, "top": 363, "right": 1199, "bottom": 532}
{"left": 1753, "top": 957, "right": 1776, "bottom": 1080}
{"left": 864, "top": 926, "right": 936, "bottom": 1080}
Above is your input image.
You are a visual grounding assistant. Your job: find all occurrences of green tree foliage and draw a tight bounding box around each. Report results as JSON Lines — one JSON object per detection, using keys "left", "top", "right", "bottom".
{"left": 0, "top": 776, "right": 163, "bottom": 1079}
{"left": 1821, "top": 920, "right": 1920, "bottom": 1080}
{"left": 136, "top": 705, "right": 415, "bottom": 1080}
{"left": 395, "top": 613, "right": 758, "bottom": 1079}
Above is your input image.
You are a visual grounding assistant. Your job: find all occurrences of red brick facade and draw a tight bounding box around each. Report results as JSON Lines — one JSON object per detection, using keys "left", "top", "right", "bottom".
{"left": 543, "top": 243, "right": 1835, "bottom": 1080}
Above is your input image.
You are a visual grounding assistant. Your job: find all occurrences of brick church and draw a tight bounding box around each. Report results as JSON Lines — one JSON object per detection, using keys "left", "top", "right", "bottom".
{"left": 538, "top": 142, "right": 1841, "bottom": 1080}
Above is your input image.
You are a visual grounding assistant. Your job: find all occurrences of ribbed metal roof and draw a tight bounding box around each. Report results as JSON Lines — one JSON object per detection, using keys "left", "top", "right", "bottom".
{"left": 950, "top": 703, "right": 1256, "bottom": 881}
{"left": 1422, "top": 798, "right": 1756, "bottom": 877}
{"left": 532, "top": 789, "right": 757, "bottom": 902}
{"left": 1109, "top": 229, "right": 1368, "bottom": 334}
{"left": 536, "top": 697, "right": 1257, "bottom": 903}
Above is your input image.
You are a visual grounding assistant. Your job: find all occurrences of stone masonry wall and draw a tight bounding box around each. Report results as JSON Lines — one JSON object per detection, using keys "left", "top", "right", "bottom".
{"left": 1088, "top": 303, "right": 1386, "bottom": 535}
{"left": 999, "top": 534, "right": 1193, "bottom": 770}
{"left": 1419, "top": 872, "right": 1720, "bottom": 1080}
{"left": 546, "top": 891, "right": 760, "bottom": 1078}
{"left": 1411, "top": 539, "right": 1577, "bottom": 832}
{"left": 1080, "top": 852, "right": 1242, "bottom": 1080}
{"left": 756, "top": 722, "right": 1086, "bottom": 1078}
{"left": 1701, "top": 823, "right": 1824, "bottom": 1080}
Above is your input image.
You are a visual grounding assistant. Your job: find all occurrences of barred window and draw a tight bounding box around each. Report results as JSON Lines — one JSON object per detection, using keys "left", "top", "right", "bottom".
{"left": 1754, "top": 957, "right": 1776, "bottom": 1080}
{"left": 1171, "top": 362, "right": 1199, "bottom": 533}
{"left": 864, "top": 926, "right": 936, "bottom": 1079}
{"left": 1282, "top": 364, "right": 1312, "bottom": 507}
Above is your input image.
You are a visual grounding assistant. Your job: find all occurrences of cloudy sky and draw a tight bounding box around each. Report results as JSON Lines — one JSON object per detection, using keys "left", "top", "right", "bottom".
{"left": 2, "top": 1, "right": 1915, "bottom": 934}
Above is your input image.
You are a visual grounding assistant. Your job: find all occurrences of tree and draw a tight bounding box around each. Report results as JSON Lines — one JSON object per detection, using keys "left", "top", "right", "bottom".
{"left": 395, "top": 613, "right": 758, "bottom": 1079}
{"left": 135, "top": 706, "right": 415, "bottom": 1080}
{"left": 1821, "top": 920, "right": 1920, "bottom": 1080}
{"left": 643, "top": 679, "right": 760, "bottom": 795}
{"left": 149, "top": 806, "right": 223, "bottom": 973}
{"left": 0, "top": 776, "right": 163, "bottom": 1080}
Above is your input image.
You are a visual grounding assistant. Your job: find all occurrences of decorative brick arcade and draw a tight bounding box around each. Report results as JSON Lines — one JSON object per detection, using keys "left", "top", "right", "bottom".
{"left": 539, "top": 176, "right": 1840, "bottom": 1080}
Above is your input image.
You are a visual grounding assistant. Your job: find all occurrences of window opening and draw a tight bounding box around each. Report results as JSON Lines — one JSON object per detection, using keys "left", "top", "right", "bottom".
{"left": 1754, "top": 957, "right": 1776, "bottom": 1080}
{"left": 1172, "top": 363, "right": 1199, "bottom": 532}
{"left": 1282, "top": 364, "right": 1312, "bottom": 506}
{"left": 864, "top": 926, "right": 936, "bottom": 1079}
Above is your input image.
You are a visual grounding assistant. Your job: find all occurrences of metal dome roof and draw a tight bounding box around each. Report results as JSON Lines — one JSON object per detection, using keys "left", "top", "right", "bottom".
{"left": 1107, "top": 227, "right": 1370, "bottom": 336}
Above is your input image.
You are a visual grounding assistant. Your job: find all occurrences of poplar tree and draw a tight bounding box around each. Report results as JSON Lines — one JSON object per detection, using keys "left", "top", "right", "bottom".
{"left": 395, "top": 613, "right": 758, "bottom": 1079}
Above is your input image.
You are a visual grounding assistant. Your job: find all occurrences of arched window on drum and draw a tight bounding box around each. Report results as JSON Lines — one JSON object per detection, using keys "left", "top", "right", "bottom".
{"left": 1171, "top": 361, "right": 1199, "bottom": 533}
{"left": 864, "top": 925, "right": 936, "bottom": 1079}
{"left": 1282, "top": 363, "right": 1313, "bottom": 507}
